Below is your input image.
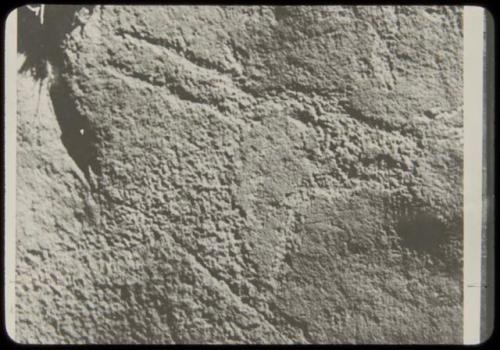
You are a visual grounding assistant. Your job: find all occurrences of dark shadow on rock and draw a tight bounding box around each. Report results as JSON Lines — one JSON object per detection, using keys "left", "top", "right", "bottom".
{"left": 396, "top": 210, "right": 447, "bottom": 254}
{"left": 18, "top": 5, "right": 100, "bottom": 183}
{"left": 395, "top": 208, "right": 462, "bottom": 275}
{"left": 49, "top": 78, "right": 100, "bottom": 181}
{"left": 17, "top": 5, "right": 86, "bottom": 79}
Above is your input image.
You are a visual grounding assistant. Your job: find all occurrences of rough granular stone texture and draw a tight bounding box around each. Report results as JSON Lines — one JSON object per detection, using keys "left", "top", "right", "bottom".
{"left": 15, "top": 5, "right": 463, "bottom": 344}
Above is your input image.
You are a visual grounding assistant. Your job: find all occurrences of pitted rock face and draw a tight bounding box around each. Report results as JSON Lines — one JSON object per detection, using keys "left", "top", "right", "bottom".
{"left": 16, "top": 6, "right": 463, "bottom": 344}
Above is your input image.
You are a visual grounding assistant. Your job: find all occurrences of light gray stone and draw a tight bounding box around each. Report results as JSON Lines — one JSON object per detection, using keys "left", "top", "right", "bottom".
{"left": 15, "top": 5, "right": 463, "bottom": 344}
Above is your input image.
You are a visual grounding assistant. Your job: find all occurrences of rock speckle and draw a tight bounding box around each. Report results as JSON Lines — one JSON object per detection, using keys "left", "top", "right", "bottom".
{"left": 15, "top": 5, "right": 463, "bottom": 344}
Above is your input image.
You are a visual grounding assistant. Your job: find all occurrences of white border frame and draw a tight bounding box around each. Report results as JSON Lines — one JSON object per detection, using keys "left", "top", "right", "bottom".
{"left": 4, "top": 8, "right": 18, "bottom": 341}
{"left": 463, "top": 6, "right": 485, "bottom": 345}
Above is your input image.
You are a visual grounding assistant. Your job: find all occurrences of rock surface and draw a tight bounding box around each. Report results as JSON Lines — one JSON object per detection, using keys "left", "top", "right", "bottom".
{"left": 15, "top": 5, "right": 463, "bottom": 344}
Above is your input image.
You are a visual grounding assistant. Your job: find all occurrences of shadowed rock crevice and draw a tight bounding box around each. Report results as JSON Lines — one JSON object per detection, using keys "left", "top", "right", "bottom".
{"left": 18, "top": 5, "right": 101, "bottom": 183}
{"left": 49, "top": 77, "right": 101, "bottom": 182}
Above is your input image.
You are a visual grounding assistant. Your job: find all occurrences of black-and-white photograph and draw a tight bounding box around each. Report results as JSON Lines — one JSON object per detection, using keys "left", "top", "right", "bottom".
{"left": 3, "top": 5, "right": 490, "bottom": 345}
